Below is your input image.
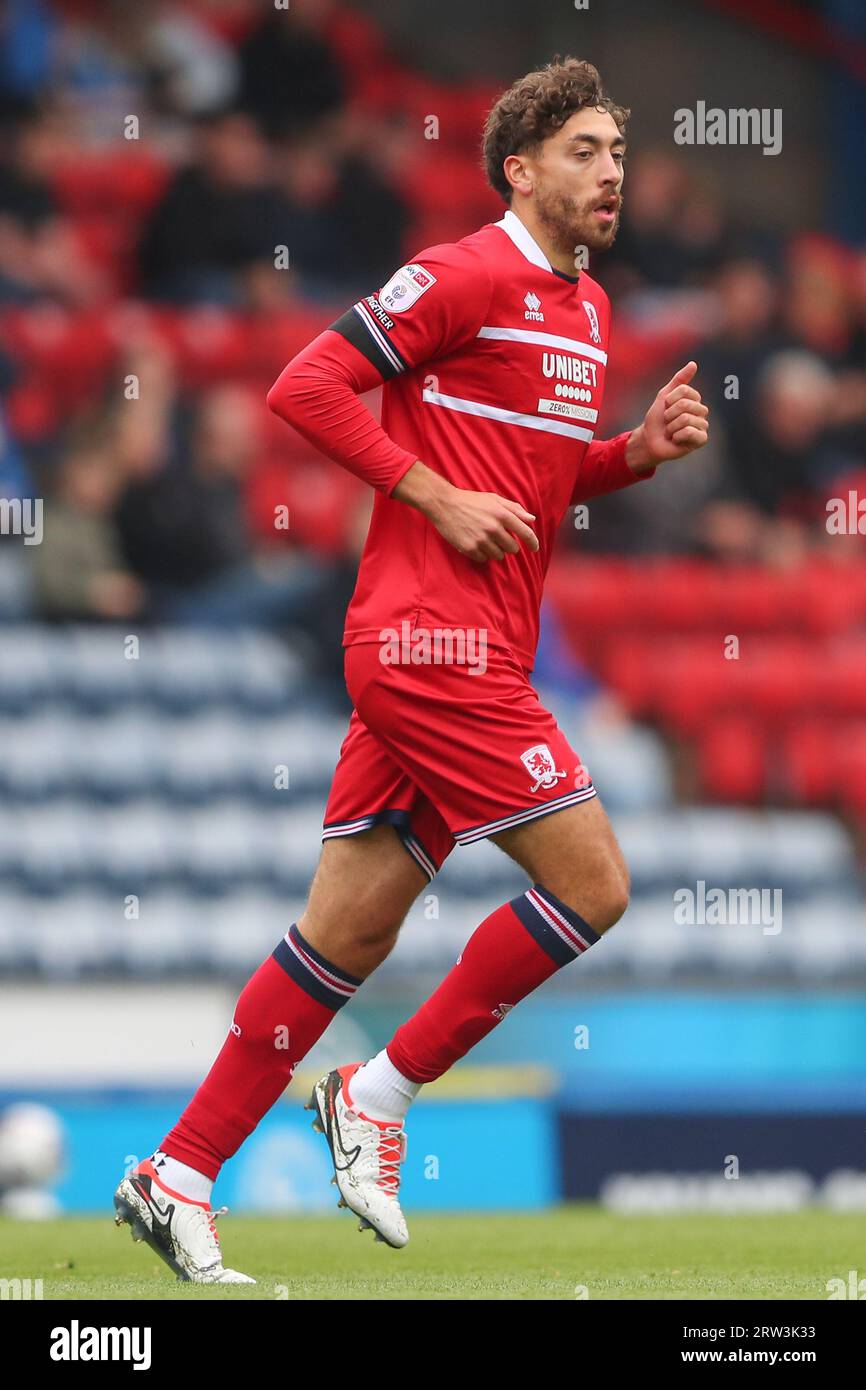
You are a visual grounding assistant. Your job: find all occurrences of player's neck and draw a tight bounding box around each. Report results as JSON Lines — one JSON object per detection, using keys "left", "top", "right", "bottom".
{"left": 508, "top": 204, "right": 581, "bottom": 281}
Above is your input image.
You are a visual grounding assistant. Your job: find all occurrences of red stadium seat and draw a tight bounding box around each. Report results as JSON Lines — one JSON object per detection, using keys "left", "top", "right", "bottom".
{"left": 815, "top": 641, "right": 866, "bottom": 716}
{"left": 736, "top": 638, "right": 817, "bottom": 719}
{"left": 699, "top": 715, "right": 768, "bottom": 803}
{"left": 246, "top": 454, "right": 364, "bottom": 558}
{"left": 51, "top": 152, "right": 169, "bottom": 219}
{"left": 704, "top": 566, "right": 787, "bottom": 632}
{"left": 655, "top": 639, "right": 743, "bottom": 735}
{"left": 833, "top": 725, "right": 866, "bottom": 816}
{"left": 796, "top": 558, "right": 866, "bottom": 636}
{"left": 782, "top": 718, "right": 836, "bottom": 805}
{"left": 598, "top": 634, "right": 659, "bottom": 714}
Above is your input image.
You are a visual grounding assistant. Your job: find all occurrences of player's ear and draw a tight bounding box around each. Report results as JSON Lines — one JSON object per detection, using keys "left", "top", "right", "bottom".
{"left": 503, "top": 152, "right": 531, "bottom": 198}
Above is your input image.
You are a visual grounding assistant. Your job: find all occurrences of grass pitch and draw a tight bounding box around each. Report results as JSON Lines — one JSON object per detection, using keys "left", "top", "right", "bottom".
{"left": 1, "top": 1207, "right": 861, "bottom": 1300}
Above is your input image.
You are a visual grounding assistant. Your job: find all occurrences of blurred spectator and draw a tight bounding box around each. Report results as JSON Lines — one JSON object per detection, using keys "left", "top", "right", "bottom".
{"left": 114, "top": 381, "right": 329, "bottom": 633}
{"left": 603, "top": 151, "right": 728, "bottom": 293}
{"left": 138, "top": 108, "right": 288, "bottom": 304}
{"left": 115, "top": 382, "right": 257, "bottom": 593}
{"left": 144, "top": 3, "right": 239, "bottom": 118}
{"left": 49, "top": 2, "right": 234, "bottom": 131}
{"left": 722, "top": 350, "right": 848, "bottom": 517}
{"left": 0, "top": 106, "right": 106, "bottom": 304}
{"left": 0, "top": 0, "right": 55, "bottom": 114}
{"left": 32, "top": 432, "right": 145, "bottom": 621}
{"left": 698, "top": 259, "right": 782, "bottom": 417}
{"left": 51, "top": 1, "right": 147, "bottom": 144}
{"left": 236, "top": 0, "right": 346, "bottom": 138}
{"left": 784, "top": 235, "right": 857, "bottom": 363}
{"left": 270, "top": 118, "right": 410, "bottom": 298}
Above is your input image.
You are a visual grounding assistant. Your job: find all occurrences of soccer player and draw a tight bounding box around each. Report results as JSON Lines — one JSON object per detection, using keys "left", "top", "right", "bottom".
{"left": 114, "top": 56, "right": 708, "bottom": 1281}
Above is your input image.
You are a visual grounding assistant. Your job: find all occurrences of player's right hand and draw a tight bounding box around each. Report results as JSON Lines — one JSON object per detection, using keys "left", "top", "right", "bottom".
{"left": 393, "top": 461, "right": 539, "bottom": 562}
{"left": 428, "top": 485, "right": 540, "bottom": 562}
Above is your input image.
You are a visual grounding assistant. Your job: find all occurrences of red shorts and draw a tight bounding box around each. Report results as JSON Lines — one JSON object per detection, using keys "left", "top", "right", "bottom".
{"left": 322, "top": 642, "right": 597, "bottom": 879}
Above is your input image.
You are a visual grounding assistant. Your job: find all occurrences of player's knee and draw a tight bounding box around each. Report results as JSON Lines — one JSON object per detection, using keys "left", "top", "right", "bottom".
{"left": 555, "top": 858, "right": 629, "bottom": 934}
{"left": 600, "top": 870, "right": 630, "bottom": 930}
{"left": 300, "top": 908, "right": 402, "bottom": 970}
{"left": 353, "top": 914, "right": 404, "bottom": 954}
{"left": 590, "top": 849, "right": 630, "bottom": 931}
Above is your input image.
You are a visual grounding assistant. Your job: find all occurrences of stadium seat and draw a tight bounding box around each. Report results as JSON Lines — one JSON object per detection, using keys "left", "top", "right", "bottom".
{"left": 698, "top": 715, "right": 768, "bottom": 803}
{"left": 782, "top": 719, "right": 836, "bottom": 805}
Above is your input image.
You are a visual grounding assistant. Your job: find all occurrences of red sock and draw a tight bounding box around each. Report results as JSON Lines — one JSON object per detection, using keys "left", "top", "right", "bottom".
{"left": 387, "top": 885, "right": 599, "bottom": 1084}
{"left": 161, "top": 924, "right": 361, "bottom": 1179}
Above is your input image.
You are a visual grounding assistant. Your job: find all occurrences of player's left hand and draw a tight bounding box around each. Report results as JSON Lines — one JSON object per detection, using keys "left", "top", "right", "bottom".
{"left": 627, "top": 361, "right": 709, "bottom": 472}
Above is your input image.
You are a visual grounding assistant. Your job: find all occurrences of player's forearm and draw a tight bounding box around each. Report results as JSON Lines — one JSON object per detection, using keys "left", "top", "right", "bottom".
{"left": 571, "top": 430, "right": 657, "bottom": 505}
{"left": 391, "top": 460, "right": 454, "bottom": 517}
{"left": 266, "top": 331, "right": 418, "bottom": 495}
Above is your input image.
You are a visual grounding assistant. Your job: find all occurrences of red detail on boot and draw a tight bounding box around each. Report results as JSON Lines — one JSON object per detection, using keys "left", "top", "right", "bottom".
{"left": 135, "top": 1158, "right": 210, "bottom": 1210}
{"left": 341, "top": 1066, "right": 405, "bottom": 1197}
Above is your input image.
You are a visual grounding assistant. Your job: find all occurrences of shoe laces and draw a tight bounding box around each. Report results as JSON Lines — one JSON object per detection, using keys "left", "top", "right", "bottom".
{"left": 196, "top": 1203, "right": 228, "bottom": 1252}
{"left": 374, "top": 1126, "right": 406, "bottom": 1198}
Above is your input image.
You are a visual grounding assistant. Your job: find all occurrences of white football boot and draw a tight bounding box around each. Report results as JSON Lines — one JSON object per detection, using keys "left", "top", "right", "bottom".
{"left": 114, "top": 1157, "right": 255, "bottom": 1284}
{"left": 307, "top": 1064, "right": 409, "bottom": 1248}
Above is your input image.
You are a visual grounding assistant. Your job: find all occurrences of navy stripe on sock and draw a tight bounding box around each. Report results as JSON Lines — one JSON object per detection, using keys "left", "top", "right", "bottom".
{"left": 272, "top": 923, "right": 362, "bottom": 1011}
{"left": 509, "top": 885, "right": 599, "bottom": 967}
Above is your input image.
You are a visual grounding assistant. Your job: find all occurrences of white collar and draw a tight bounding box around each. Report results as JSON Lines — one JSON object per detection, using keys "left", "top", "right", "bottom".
{"left": 495, "top": 208, "right": 553, "bottom": 273}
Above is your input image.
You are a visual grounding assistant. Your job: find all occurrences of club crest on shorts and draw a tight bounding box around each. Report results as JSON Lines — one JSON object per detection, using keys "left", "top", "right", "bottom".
{"left": 520, "top": 743, "right": 566, "bottom": 793}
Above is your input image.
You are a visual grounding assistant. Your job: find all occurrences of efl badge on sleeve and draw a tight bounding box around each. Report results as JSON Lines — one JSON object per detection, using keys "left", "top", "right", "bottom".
{"left": 379, "top": 263, "right": 437, "bottom": 314}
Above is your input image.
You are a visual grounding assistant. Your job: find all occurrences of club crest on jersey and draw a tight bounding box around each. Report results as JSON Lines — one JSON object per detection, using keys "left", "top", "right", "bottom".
{"left": 524, "top": 290, "right": 544, "bottom": 322}
{"left": 379, "top": 263, "right": 437, "bottom": 314}
{"left": 583, "top": 301, "right": 601, "bottom": 344}
{"left": 520, "top": 743, "right": 566, "bottom": 792}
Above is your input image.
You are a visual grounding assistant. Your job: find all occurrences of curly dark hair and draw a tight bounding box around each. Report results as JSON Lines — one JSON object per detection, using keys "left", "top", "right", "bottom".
{"left": 482, "top": 56, "right": 629, "bottom": 205}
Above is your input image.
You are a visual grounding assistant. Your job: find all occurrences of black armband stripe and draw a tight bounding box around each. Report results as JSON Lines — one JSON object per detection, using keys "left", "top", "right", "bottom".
{"left": 328, "top": 298, "right": 408, "bottom": 379}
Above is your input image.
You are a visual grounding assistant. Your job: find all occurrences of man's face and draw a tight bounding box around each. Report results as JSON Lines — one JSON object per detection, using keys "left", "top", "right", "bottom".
{"left": 518, "top": 107, "right": 626, "bottom": 257}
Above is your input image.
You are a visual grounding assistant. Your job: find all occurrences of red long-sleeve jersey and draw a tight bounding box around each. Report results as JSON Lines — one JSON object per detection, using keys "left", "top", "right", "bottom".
{"left": 268, "top": 209, "right": 655, "bottom": 670}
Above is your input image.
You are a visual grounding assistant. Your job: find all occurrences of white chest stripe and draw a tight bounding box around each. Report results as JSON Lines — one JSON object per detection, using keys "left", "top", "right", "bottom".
{"left": 477, "top": 324, "right": 608, "bottom": 366}
{"left": 422, "top": 388, "right": 595, "bottom": 443}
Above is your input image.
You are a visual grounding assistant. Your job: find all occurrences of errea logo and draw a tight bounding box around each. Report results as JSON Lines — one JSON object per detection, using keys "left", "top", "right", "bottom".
{"left": 524, "top": 291, "right": 544, "bottom": 322}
